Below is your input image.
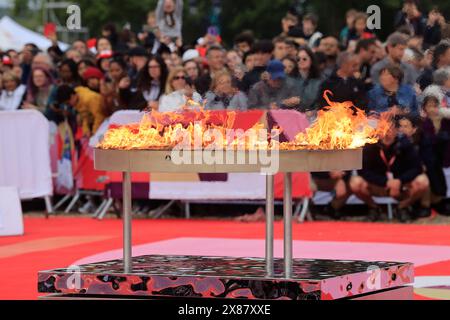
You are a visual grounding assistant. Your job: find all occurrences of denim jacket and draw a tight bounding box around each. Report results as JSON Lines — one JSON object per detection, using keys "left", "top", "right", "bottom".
{"left": 367, "top": 84, "right": 418, "bottom": 114}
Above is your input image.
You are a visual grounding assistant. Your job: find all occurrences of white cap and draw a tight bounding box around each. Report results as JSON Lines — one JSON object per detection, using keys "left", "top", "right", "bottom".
{"left": 182, "top": 49, "right": 200, "bottom": 62}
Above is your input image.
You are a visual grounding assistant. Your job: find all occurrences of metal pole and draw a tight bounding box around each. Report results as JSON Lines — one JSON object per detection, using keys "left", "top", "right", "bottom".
{"left": 283, "top": 172, "right": 293, "bottom": 278}
{"left": 123, "top": 172, "right": 132, "bottom": 273}
{"left": 265, "top": 174, "right": 275, "bottom": 277}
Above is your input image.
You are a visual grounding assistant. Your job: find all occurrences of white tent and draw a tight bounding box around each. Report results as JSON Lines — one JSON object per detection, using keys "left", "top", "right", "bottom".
{"left": 0, "top": 15, "right": 69, "bottom": 51}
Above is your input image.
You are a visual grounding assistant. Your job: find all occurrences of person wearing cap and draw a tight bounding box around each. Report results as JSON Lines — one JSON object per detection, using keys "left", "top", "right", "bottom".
{"left": 182, "top": 49, "right": 200, "bottom": 64}
{"left": 248, "top": 59, "right": 300, "bottom": 110}
{"left": 82, "top": 67, "right": 104, "bottom": 93}
{"left": 97, "top": 50, "right": 113, "bottom": 74}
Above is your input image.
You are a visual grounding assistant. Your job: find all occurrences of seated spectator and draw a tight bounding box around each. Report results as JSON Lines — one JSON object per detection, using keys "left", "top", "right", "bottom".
{"left": 317, "top": 52, "right": 367, "bottom": 109}
{"left": 350, "top": 124, "right": 429, "bottom": 222}
{"left": 316, "top": 36, "right": 340, "bottom": 78}
{"left": 418, "top": 41, "right": 450, "bottom": 91}
{"left": 96, "top": 50, "right": 113, "bottom": 75}
{"left": 195, "top": 45, "right": 227, "bottom": 96}
{"left": 204, "top": 71, "right": 247, "bottom": 111}
{"left": 368, "top": 65, "right": 418, "bottom": 115}
{"left": 295, "top": 46, "right": 322, "bottom": 112}
{"left": 371, "top": 32, "right": 417, "bottom": 85}
{"left": 240, "top": 40, "right": 274, "bottom": 93}
{"left": 0, "top": 71, "right": 26, "bottom": 111}
{"left": 423, "top": 8, "right": 446, "bottom": 50}
{"left": 248, "top": 60, "right": 299, "bottom": 110}
{"left": 394, "top": 0, "right": 426, "bottom": 37}
{"left": 183, "top": 59, "right": 201, "bottom": 83}
{"left": 347, "top": 12, "right": 375, "bottom": 44}
{"left": 282, "top": 57, "right": 298, "bottom": 78}
{"left": 159, "top": 67, "right": 202, "bottom": 112}
{"left": 273, "top": 36, "right": 288, "bottom": 61}
{"left": 398, "top": 112, "right": 446, "bottom": 217}
{"left": 421, "top": 67, "right": 450, "bottom": 114}
{"left": 301, "top": 13, "right": 323, "bottom": 49}
{"left": 233, "top": 31, "right": 255, "bottom": 57}
{"left": 355, "top": 38, "right": 377, "bottom": 90}
{"left": 22, "top": 67, "right": 55, "bottom": 113}
{"left": 404, "top": 47, "right": 425, "bottom": 82}
{"left": 311, "top": 171, "right": 352, "bottom": 220}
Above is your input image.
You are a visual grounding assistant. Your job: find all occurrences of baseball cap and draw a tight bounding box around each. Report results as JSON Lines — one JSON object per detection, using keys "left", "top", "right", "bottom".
{"left": 182, "top": 49, "right": 200, "bottom": 62}
{"left": 267, "top": 60, "right": 286, "bottom": 80}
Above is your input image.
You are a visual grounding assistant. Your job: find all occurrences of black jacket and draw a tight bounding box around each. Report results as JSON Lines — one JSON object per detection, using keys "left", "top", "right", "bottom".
{"left": 317, "top": 70, "right": 368, "bottom": 109}
{"left": 359, "top": 136, "right": 423, "bottom": 187}
{"left": 239, "top": 66, "right": 267, "bottom": 93}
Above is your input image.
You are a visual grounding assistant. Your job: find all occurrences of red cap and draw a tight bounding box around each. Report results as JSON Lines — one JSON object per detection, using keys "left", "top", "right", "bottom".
{"left": 2, "top": 56, "right": 12, "bottom": 66}
{"left": 83, "top": 67, "right": 104, "bottom": 81}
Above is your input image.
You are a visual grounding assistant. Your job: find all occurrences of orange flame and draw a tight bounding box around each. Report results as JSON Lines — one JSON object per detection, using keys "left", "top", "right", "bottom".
{"left": 97, "top": 92, "right": 391, "bottom": 151}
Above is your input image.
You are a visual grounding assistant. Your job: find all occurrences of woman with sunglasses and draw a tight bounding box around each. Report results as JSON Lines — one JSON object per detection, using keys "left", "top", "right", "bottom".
{"left": 159, "top": 66, "right": 202, "bottom": 112}
{"left": 295, "top": 46, "right": 323, "bottom": 113}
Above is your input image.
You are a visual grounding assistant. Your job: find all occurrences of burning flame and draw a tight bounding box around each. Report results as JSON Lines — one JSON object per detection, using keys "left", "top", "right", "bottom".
{"left": 280, "top": 91, "right": 392, "bottom": 150}
{"left": 97, "top": 91, "right": 391, "bottom": 151}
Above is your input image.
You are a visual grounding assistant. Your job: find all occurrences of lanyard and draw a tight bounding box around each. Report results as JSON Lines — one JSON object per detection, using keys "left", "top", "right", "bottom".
{"left": 380, "top": 149, "right": 396, "bottom": 180}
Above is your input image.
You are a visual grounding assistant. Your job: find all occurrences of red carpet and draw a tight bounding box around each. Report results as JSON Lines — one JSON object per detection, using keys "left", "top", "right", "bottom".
{"left": 1, "top": 217, "right": 450, "bottom": 300}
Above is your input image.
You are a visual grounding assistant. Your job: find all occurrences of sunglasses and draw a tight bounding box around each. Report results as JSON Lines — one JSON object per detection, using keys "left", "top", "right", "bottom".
{"left": 173, "top": 76, "right": 186, "bottom": 80}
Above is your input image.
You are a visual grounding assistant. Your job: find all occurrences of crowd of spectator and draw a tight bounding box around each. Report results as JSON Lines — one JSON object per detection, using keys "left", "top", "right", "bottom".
{"left": 1, "top": 0, "right": 450, "bottom": 221}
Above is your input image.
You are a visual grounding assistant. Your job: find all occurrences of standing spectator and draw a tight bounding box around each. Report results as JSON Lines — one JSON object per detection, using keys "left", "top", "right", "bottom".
{"left": 371, "top": 32, "right": 417, "bottom": 85}
{"left": 77, "top": 59, "right": 96, "bottom": 80}
{"left": 295, "top": 46, "right": 322, "bottom": 111}
{"left": 58, "top": 59, "right": 82, "bottom": 87}
{"left": 422, "top": 67, "right": 450, "bottom": 116}
{"left": 317, "top": 52, "right": 367, "bottom": 109}
{"left": 82, "top": 67, "right": 104, "bottom": 93}
{"left": 128, "top": 46, "right": 149, "bottom": 86}
{"left": 22, "top": 67, "right": 55, "bottom": 113}
{"left": 404, "top": 47, "right": 425, "bottom": 82}
{"left": 248, "top": 60, "right": 299, "bottom": 110}
{"left": 368, "top": 65, "right": 418, "bottom": 115}
{"left": 394, "top": 0, "right": 427, "bottom": 37}
{"left": 138, "top": 11, "right": 159, "bottom": 51}
{"left": 20, "top": 43, "right": 39, "bottom": 85}
{"left": 72, "top": 40, "right": 90, "bottom": 57}
{"left": 0, "top": 71, "right": 26, "bottom": 111}
{"left": 355, "top": 38, "right": 378, "bottom": 90}
{"left": 204, "top": 71, "right": 247, "bottom": 111}
{"left": 350, "top": 124, "right": 429, "bottom": 222}
{"left": 280, "top": 13, "right": 299, "bottom": 38}
{"left": 417, "top": 41, "right": 450, "bottom": 91}
{"left": 102, "top": 58, "right": 128, "bottom": 116}
{"left": 159, "top": 67, "right": 201, "bottom": 112}
{"left": 156, "top": 0, "right": 183, "bottom": 40}
{"left": 96, "top": 37, "right": 113, "bottom": 54}
{"left": 240, "top": 40, "right": 274, "bottom": 93}
{"left": 120, "top": 55, "right": 169, "bottom": 110}
{"left": 301, "top": 13, "right": 323, "bottom": 49}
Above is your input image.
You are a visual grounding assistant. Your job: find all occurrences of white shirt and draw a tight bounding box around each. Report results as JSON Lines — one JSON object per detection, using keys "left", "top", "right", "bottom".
{"left": 159, "top": 90, "right": 202, "bottom": 112}
{"left": 0, "top": 85, "right": 26, "bottom": 111}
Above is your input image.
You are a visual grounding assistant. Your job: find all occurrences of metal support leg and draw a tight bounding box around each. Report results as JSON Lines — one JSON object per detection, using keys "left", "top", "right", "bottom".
{"left": 284, "top": 172, "right": 293, "bottom": 279}
{"left": 298, "top": 198, "right": 310, "bottom": 223}
{"left": 265, "top": 174, "right": 274, "bottom": 277}
{"left": 387, "top": 203, "right": 394, "bottom": 221}
{"left": 97, "top": 198, "right": 114, "bottom": 220}
{"left": 64, "top": 191, "right": 80, "bottom": 213}
{"left": 185, "top": 201, "right": 191, "bottom": 219}
{"left": 44, "top": 196, "right": 53, "bottom": 215}
{"left": 53, "top": 194, "right": 71, "bottom": 211}
{"left": 123, "top": 172, "right": 132, "bottom": 273}
{"left": 92, "top": 199, "right": 107, "bottom": 218}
